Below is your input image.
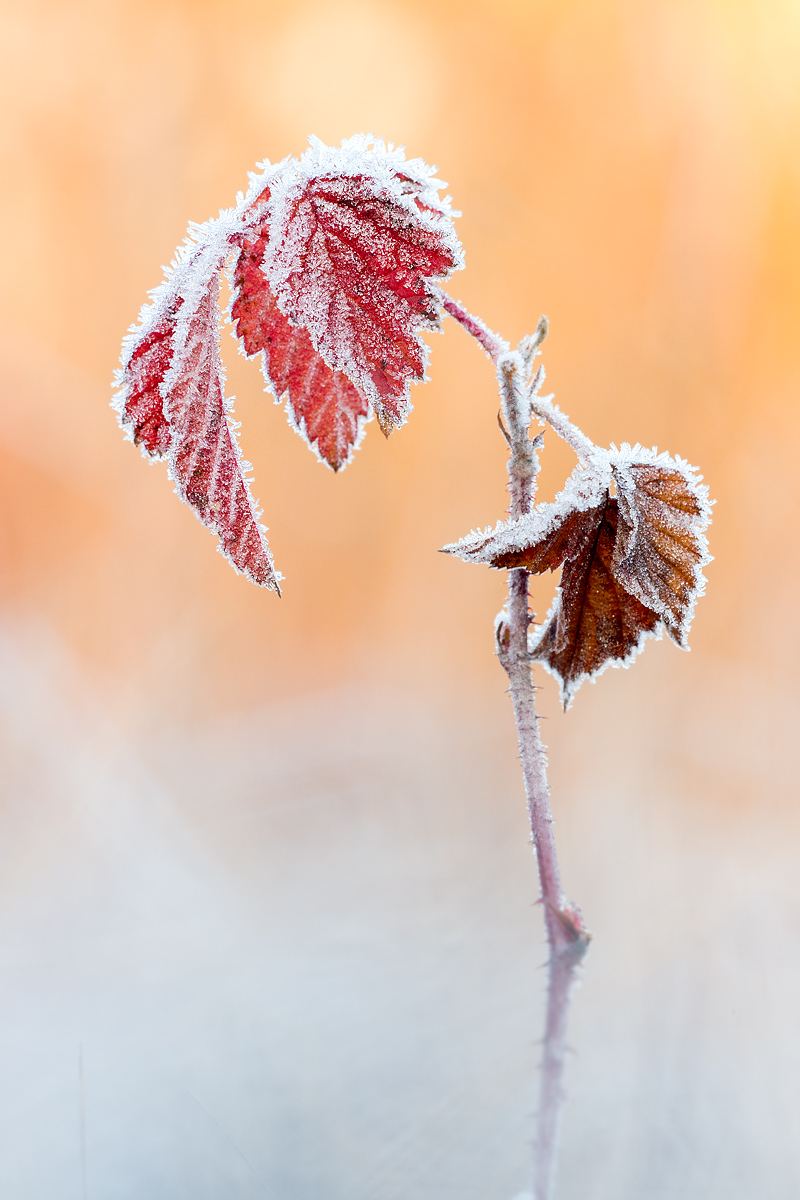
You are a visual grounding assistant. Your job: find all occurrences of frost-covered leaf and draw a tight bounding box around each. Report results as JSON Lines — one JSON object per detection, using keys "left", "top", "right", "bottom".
{"left": 444, "top": 462, "right": 611, "bottom": 569}
{"left": 231, "top": 225, "right": 370, "bottom": 471}
{"left": 165, "top": 271, "right": 280, "bottom": 590}
{"left": 610, "top": 447, "right": 712, "bottom": 647}
{"left": 116, "top": 295, "right": 182, "bottom": 458}
{"left": 261, "top": 136, "right": 463, "bottom": 434}
{"left": 442, "top": 449, "right": 710, "bottom": 707}
{"left": 114, "top": 218, "right": 280, "bottom": 591}
{"left": 115, "top": 135, "right": 464, "bottom": 591}
{"left": 528, "top": 498, "right": 661, "bottom": 707}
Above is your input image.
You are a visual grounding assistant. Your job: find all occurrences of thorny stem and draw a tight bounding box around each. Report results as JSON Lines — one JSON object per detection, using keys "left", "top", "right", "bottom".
{"left": 493, "top": 326, "right": 591, "bottom": 1200}
{"left": 440, "top": 289, "right": 602, "bottom": 472}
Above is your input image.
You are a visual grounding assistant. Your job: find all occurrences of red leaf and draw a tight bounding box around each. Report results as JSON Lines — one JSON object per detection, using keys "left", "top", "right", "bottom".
{"left": 263, "top": 139, "right": 462, "bottom": 434}
{"left": 115, "top": 219, "right": 281, "bottom": 592}
{"left": 116, "top": 296, "right": 182, "bottom": 458}
{"left": 165, "top": 271, "right": 280, "bottom": 590}
{"left": 116, "top": 138, "right": 464, "bottom": 592}
{"left": 232, "top": 227, "right": 370, "bottom": 471}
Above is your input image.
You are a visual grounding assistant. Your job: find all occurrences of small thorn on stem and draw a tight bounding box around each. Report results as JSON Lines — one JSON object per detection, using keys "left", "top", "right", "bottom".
{"left": 530, "top": 365, "right": 546, "bottom": 398}
{"left": 498, "top": 410, "right": 511, "bottom": 445}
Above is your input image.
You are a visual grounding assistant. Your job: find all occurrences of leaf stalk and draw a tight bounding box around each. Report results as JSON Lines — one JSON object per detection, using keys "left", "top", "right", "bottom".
{"left": 438, "top": 291, "right": 509, "bottom": 362}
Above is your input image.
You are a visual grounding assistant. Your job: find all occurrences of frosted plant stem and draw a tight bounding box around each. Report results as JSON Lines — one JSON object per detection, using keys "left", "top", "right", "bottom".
{"left": 529, "top": 392, "right": 598, "bottom": 468}
{"left": 438, "top": 291, "right": 509, "bottom": 362}
{"left": 494, "top": 339, "right": 591, "bottom": 1200}
{"left": 440, "top": 283, "right": 601, "bottom": 468}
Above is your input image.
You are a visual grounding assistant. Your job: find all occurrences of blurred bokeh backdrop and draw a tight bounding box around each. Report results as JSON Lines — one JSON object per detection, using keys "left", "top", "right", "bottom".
{"left": 1, "top": 1, "right": 799, "bottom": 1197}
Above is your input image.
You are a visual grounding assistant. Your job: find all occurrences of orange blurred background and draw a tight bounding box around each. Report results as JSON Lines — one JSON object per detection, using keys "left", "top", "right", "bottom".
{"left": 1, "top": 1, "right": 798, "bottom": 1197}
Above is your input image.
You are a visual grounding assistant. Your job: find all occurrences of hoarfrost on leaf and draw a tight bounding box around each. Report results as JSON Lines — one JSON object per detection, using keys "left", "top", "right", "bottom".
{"left": 441, "top": 460, "right": 612, "bottom": 567}
{"left": 609, "top": 444, "right": 712, "bottom": 647}
{"left": 164, "top": 271, "right": 280, "bottom": 591}
{"left": 443, "top": 445, "right": 711, "bottom": 707}
{"left": 260, "top": 135, "right": 464, "bottom": 434}
{"left": 231, "top": 220, "right": 371, "bottom": 472}
{"left": 114, "top": 135, "right": 464, "bottom": 586}
{"left": 113, "top": 211, "right": 280, "bottom": 591}
{"left": 529, "top": 497, "right": 663, "bottom": 709}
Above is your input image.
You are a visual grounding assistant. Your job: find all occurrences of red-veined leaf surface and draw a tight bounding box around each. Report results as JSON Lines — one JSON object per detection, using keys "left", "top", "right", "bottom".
{"left": 165, "top": 271, "right": 280, "bottom": 590}
{"left": 264, "top": 147, "right": 462, "bottom": 434}
{"left": 232, "top": 226, "right": 370, "bottom": 471}
{"left": 114, "top": 220, "right": 280, "bottom": 592}
{"left": 116, "top": 137, "right": 464, "bottom": 591}
{"left": 116, "top": 295, "right": 183, "bottom": 458}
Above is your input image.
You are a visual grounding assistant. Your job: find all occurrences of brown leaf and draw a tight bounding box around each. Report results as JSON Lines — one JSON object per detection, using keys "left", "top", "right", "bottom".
{"left": 471, "top": 503, "right": 603, "bottom": 576}
{"left": 442, "top": 449, "right": 711, "bottom": 707}
{"left": 612, "top": 456, "right": 710, "bottom": 646}
{"left": 530, "top": 497, "right": 661, "bottom": 708}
